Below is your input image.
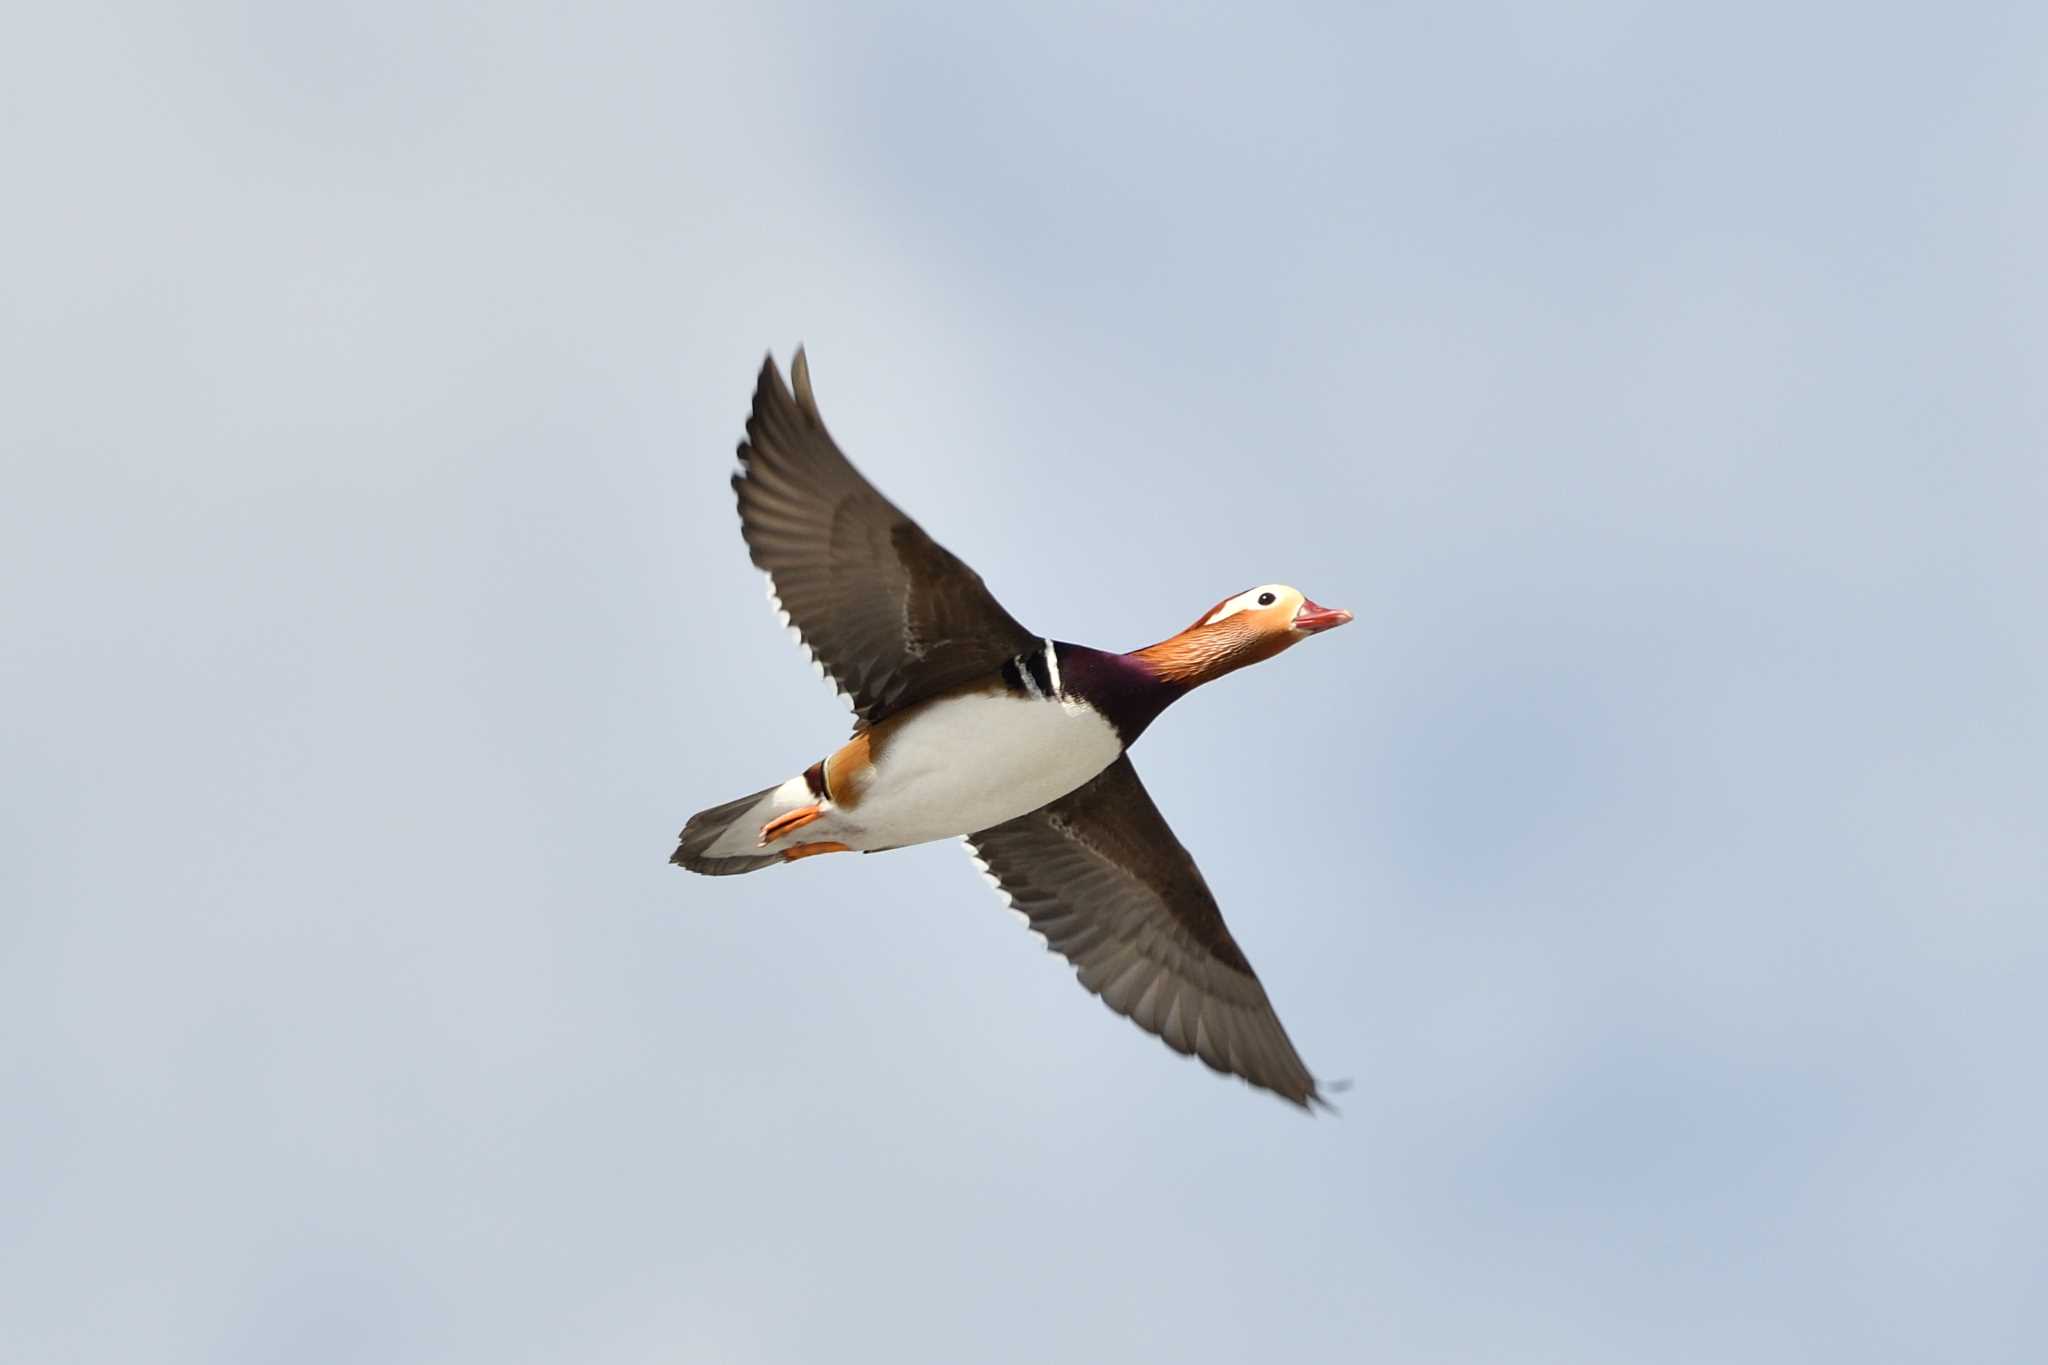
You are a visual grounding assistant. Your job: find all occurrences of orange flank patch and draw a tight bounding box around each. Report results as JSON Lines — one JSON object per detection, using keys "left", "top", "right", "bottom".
{"left": 758, "top": 803, "right": 822, "bottom": 845}
{"left": 822, "top": 730, "right": 879, "bottom": 810}
{"left": 780, "top": 840, "right": 850, "bottom": 861}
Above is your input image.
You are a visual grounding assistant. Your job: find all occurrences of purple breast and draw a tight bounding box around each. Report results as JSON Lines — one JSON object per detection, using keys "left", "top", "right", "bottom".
{"left": 1051, "top": 643, "right": 1188, "bottom": 746}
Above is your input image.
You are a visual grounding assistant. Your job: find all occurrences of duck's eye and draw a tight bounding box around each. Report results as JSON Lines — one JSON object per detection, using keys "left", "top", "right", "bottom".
{"left": 1257, "top": 592, "right": 1276, "bottom": 607}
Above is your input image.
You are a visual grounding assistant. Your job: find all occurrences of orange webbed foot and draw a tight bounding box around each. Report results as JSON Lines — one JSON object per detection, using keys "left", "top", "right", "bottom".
{"left": 759, "top": 804, "right": 823, "bottom": 845}
{"left": 781, "top": 840, "right": 850, "bottom": 862}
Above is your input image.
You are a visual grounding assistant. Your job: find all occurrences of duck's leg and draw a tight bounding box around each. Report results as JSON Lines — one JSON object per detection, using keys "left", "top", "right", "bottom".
{"left": 781, "top": 840, "right": 851, "bottom": 861}
{"left": 759, "top": 804, "right": 822, "bottom": 844}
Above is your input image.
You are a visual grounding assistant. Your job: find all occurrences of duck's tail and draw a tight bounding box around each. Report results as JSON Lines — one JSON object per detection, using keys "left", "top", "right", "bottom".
{"left": 670, "top": 779, "right": 808, "bottom": 875}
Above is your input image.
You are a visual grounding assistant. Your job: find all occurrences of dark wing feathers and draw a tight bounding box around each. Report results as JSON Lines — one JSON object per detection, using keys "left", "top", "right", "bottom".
{"left": 968, "top": 755, "right": 1325, "bottom": 1109}
{"left": 734, "top": 352, "right": 1038, "bottom": 727}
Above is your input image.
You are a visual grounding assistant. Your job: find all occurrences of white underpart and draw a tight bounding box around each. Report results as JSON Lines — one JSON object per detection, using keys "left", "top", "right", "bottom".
{"left": 831, "top": 692, "right": 1121, "bottom": 850}
{"left": 703, "top": 691, "right": 1123, "bottom": 860}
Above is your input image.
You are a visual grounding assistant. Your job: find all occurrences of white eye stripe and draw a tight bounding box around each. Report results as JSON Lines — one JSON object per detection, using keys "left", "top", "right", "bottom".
{"left": 1205, "top": 585, "right": 1291, "bottom": 626}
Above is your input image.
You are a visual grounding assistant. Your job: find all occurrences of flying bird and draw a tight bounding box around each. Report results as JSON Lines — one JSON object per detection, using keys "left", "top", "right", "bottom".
{"left": 673, "top": 351, "right": 1353, "bottom": 1108}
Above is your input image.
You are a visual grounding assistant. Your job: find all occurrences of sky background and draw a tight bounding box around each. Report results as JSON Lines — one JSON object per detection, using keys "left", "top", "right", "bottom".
{"left": 5, "top": 3, "right": 2045, "bottom": 1361}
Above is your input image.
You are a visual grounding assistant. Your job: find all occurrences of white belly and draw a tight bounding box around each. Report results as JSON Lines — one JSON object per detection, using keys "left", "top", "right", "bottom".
{"left": 835, "top": 692, "right": 1122, "bottom": 850}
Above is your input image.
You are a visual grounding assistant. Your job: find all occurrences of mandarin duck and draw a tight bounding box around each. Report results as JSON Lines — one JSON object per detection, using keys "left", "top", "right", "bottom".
{"left": 674, "top": 351, "right": 1353, "bottom": 1108}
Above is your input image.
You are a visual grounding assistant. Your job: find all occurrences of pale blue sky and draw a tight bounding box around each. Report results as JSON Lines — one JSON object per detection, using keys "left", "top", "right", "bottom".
{"left": 5, "top": 3, "right": 2045, "bottom": 1361}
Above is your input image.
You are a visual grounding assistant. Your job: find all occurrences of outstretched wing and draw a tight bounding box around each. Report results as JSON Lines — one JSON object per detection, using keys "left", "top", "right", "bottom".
{"left": 966, "top": 755, "right": 1325, "bottom": 1109}
{"left": 733, "top": 351, "right": 1038, "bottom": 727}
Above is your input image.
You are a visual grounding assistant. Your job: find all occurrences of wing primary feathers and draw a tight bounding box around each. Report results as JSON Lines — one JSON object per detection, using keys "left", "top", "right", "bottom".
{"left": 966, "top": 756, "right": 1326, "bottom": 1111}
{"left": 791, "top": 345, "right": 821, "bottom": 423}
{"left": 731, "top": 351, "right": 1037, "bottom": 727}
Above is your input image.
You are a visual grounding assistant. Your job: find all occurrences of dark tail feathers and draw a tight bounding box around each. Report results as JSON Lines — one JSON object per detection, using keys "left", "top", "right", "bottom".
{"left": 671, "top": 786, "right": 784, "bottom": 876}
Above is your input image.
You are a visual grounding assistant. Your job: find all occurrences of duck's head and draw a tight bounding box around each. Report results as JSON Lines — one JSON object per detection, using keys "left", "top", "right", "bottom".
{"left": 1132, "top": 583, "right": 1352, "bottom": 687}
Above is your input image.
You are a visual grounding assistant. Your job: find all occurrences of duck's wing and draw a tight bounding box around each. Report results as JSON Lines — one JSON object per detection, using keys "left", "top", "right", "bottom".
{"left": 733, "top": 351, "right": 1038, "bottom": 728}
{"left": 966, "top": 755, "right": 1325, "bottom": 1109}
